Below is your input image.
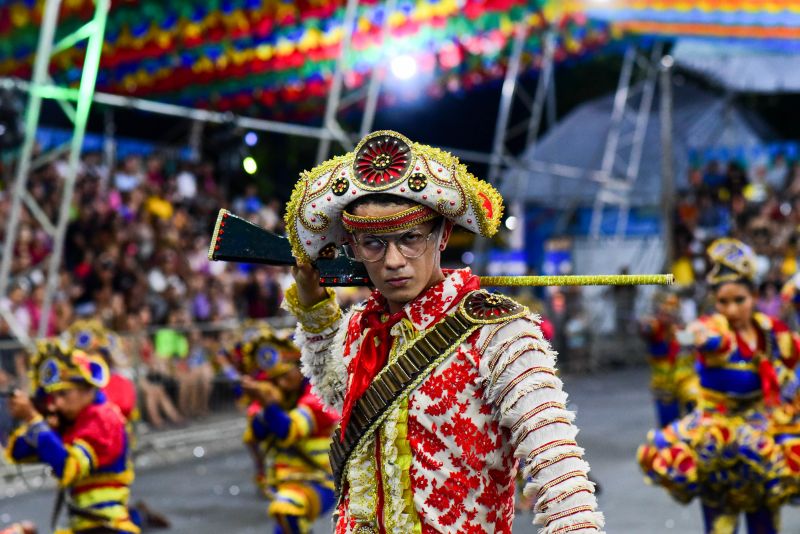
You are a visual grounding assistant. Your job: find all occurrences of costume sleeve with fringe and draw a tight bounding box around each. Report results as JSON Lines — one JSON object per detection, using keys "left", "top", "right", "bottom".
{"left": 478, "top": 314, "right": 605, "bottom": 534}
{"left": 282, "top": 283, "right": 349, "bottom": 412}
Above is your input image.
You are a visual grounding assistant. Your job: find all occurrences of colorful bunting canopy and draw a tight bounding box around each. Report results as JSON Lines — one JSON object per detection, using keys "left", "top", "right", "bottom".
{"left": 585, "top": 0, "right": 800, "bottom": 44}
{"left": 0, "top": 0, "right": 608, "bottom": 119}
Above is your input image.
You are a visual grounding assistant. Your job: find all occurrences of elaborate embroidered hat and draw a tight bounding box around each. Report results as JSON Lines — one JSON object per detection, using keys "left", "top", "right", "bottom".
{"left": 238, "top": 323, "right": 300, "bottom": 379}
{"left": 706, "top": 238, "right": 757, "bottom": 285}
{"left": 285, "top": 130, "right": 504, "bottom": 263}
{"left": 62, "top": 318, "right": 118, "bottom": 357}
{"left": 29, "top": 340, "right": 110, "bottom": 394}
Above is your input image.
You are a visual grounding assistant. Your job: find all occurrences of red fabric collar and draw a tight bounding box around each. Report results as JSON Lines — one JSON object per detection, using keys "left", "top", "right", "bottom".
{"left": 339, "top": 269, "right": 480, "bottom": 439}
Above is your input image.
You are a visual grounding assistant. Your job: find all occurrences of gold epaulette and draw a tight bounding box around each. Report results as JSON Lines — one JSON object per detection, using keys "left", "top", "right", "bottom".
{"left": 459, "top": 290, "right": 529, "bottom": 325}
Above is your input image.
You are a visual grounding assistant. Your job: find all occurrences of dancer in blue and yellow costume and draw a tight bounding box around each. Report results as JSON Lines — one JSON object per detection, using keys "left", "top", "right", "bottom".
{"left": 638, "top": 238, "right": 800, "bottom": 534}
{"left": 640, "top": 290, "right": 699, "bottom": 426}
{"left": 5, "top": 340, "right": 138, "bottom": 534}
{"left": 239, "top": 334, "right": 339, "bottom": 534}
{"left": 218, "top": 322, "right": 303, "bottom": 494}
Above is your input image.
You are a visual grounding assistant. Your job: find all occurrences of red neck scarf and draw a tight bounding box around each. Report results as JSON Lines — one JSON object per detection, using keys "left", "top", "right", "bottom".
{"left": 339, "top": 271, "right": 480, "bottom": 439}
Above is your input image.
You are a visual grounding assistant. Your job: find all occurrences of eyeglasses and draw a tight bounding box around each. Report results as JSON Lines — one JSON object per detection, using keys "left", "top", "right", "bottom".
{"left": 351, "top": 229, "right": 438, "bottom": 263}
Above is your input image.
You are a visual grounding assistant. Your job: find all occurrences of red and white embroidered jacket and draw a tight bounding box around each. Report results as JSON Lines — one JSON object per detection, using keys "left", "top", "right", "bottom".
{"left": 284, "top": 268, "right": 603, "bottom": 534}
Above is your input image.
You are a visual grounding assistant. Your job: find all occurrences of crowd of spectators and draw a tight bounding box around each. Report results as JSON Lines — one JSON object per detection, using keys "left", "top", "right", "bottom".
{"left": 9, "top": 134, "right": 800, "bottom": 433}
{"left": 0, "top": 145, "right": 307, "bottom": 432}
{"left": 672, "top": 149, "right": 800, "bottom": 323}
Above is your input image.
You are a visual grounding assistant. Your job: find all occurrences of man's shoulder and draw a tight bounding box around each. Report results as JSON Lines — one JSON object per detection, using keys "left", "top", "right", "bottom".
{"left": 457, "top": 290, "right": 530, "bottom": 326}
{"left": 78, "top": 399, "right": 127, "bottom": 432}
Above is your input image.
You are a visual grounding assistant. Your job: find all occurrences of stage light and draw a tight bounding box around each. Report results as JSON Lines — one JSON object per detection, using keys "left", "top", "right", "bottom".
{"left": 390, "top": 55, "right": 418, "bottom": 81}
{"left": 244, "top": 132, "right": 258, "bottom": 146}
{"left": 243, "top": 156, "right": 258, "bottom": 174}
{"left": 505, "top": 216, "right": 518, "bottom": 231}
{"left": 462, "top": 251, "right": 475, "bottom": 265}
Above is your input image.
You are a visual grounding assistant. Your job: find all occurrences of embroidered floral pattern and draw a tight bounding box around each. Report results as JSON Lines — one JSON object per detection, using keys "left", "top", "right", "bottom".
{"left": 291, "top": 268, "right": 603, "bottom": 533}
{"left": 354, "top": 133, "right": 412, "bottom": 189}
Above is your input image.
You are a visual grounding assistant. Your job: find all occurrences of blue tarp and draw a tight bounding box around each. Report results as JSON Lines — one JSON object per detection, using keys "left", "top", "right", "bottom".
{"left": 35, "top": 126, "right": 192, "bottom": 160}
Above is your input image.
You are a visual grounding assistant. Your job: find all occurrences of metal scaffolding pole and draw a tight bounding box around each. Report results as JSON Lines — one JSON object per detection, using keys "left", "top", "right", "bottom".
{"left": 316, "top": 0, "right": 360, "bottom": 163}
{"left": 1, "top": 75, "right": 605, "bottom": 186}
{"left": 0, "top": 0, "right": 109, "bottom": 346}
{"left": 38, "top": 0, "right": 110, "bottom": 339}
{"left": 102, "top": 108, "right": 116, "bottom": 190}
{"left": 589, "top": 43, "right": 663, "bottom": 239}
{"left": 616, "top": 42, "right": 663, "bottom": 237}
{"left": 659, "top": 55, "right": 675, "bottom": 270}
{"left": 472, "top": 22, "right": 529, "bottom": 274}
{"left": 359, "top": 0, "right": 399, "bottom": 138}
{"left": 525, "top": 31, "right": 557, "bottom": 149}
{"left": 517, "top": 29, "right": 556, "bottom": 205}
{"left": 0, "top": 0, "right": 62, "bottom": 349}
{"left": 188, "top": 119, "right": 204, "bottom": 163}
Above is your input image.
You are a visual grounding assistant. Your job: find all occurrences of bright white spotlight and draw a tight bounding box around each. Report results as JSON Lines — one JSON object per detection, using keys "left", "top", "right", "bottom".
{"left": 243, "top": 156, "right": 258, "bottom": 175}
{"left": 505, "top": 216, "right": 518, "bottom": 231}
{"left": 390, "top": 55, "right": 418, "bottom": 81}
{"left": 244, "top": 132, "right": 258, "bottom": 146}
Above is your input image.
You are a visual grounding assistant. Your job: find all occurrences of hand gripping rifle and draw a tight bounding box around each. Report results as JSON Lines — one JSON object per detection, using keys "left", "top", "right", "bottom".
{"left": 207, "top": 209, "right": 673, "bottom": 288}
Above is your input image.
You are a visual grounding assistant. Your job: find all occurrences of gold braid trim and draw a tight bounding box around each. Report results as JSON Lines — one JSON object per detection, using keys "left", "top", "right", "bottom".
{"left": 285, "top": 175, "right": 314, "bottom": 265}
{"left": 208, "top": 209, "right": 226, "bottom": 260}
{"left": 410, "top": 141, "right": 503, "bottom": 238}
{"left": 463, "top": 169, "right": 503, "bottom": 237}
{"left": 283, "top": 284, "right": 341, "bottom": 334}
{"left": 341, "top": 205, "right": 438, "bottom": 234}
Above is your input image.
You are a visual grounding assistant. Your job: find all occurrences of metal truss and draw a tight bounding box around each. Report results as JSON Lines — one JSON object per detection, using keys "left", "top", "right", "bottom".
{"left": 0, "top": 0, "right": 109, "bottom": 347}
{"left": 315, "top": 0, "right": 408, "bottom": 162}
{"left": 471, "top": 24, "right": 558, "bottom": 273}
{"left": 0, "top": 0, "right": 620, "bottom": 349}
{"left": 589, "top": 42, "right": 664, "bottom": 239}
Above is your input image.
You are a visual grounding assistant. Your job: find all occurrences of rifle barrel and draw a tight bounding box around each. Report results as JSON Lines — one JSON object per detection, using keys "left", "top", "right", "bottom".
{"left": 479, "top": 274, "right": 674, "bottom": 287}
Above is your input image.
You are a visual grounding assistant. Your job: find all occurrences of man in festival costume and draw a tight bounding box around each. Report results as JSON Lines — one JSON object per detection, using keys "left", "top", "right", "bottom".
{"left": 282, "top": 131, "right": 603, "bottom": 533}
{"left": 240, "top": 335, "right": 339, "bottom": 534}
{"left": 6, "top": 340, "right": 139, "bottom": 534}
{"left": 639, "top": 290, "right": 698, "bottom": 427}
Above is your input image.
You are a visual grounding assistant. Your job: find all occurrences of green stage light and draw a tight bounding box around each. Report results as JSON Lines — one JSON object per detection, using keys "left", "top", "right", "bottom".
{"left": 243, "top": 156, "right": 258, "bottom": 174}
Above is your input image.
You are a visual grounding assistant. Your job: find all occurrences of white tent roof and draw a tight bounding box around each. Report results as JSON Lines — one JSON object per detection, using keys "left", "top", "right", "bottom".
{"left": 672, "top": 39, "right": 800, "bottom": 94}
{"left": 503, "top": 81, "right": 770, "bottom": 208}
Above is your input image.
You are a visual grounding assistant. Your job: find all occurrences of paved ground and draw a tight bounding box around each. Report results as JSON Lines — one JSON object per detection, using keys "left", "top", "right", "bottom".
{"left": 3, "top": 367, "right": 800, "bottom": 532}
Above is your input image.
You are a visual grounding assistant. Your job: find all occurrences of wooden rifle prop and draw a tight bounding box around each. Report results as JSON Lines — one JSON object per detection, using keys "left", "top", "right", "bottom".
{"left": 208, "top": 209, "right": 674, "bottom": 287}
{"left": 208, "top": 209, "right": 370, "bottom": 287}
